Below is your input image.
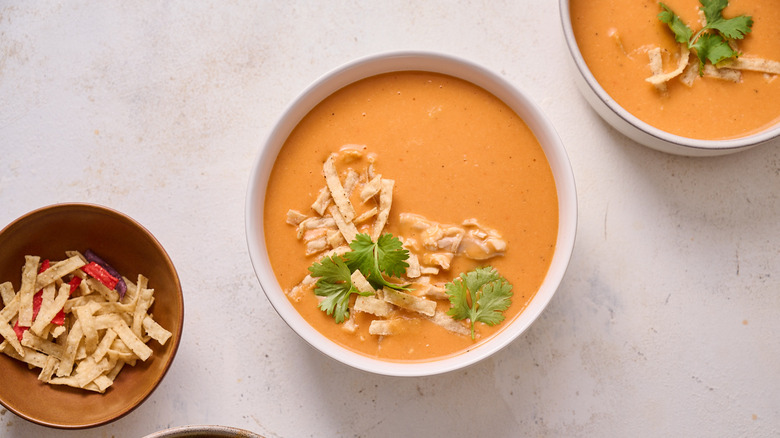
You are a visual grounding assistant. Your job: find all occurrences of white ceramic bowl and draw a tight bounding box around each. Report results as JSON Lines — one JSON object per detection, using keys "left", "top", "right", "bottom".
{"left": 560, "top": 0, "right": 780, "bottom": 156}
{"left": 245, "top": 51, "right": 577, "bottom": 376}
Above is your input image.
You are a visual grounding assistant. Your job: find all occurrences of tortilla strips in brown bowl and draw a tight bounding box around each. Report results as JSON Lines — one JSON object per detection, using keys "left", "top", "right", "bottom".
{"left": 0, "top": 203, "right": 183, "bottom": 429}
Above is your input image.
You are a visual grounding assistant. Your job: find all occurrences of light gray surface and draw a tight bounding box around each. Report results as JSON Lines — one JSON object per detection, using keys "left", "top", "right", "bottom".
{"left": 1, "top": 1, "right": 778, "bottom": 437}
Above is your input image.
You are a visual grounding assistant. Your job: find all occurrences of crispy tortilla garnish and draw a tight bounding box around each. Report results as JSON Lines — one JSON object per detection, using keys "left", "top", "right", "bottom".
{"left": 371, "top": 179, "right": 394, "bottom": 240}
{"left": 428, "top": 311, "right": 471, "bottom": 336}
{"left": 354, "top": 296, "right": 393, "bottom": 317}
{"left": 368, "top": 319, "right": 402, "bottom": 336}
{"left": 646, "top": 44, "right": 690, "bottom": 87}
{"left": 350, "top": 270, "right": 374, "bottom": 294}
{"left": 34, "top": 256, "right": 85, "bottom": 290}
{"left": 360, "top": 174, "right": 383, "bottom": 202}
{"left": 30, "top": 282, "right": 70, "bottom": 336}
{"left": 648, "top": 47, "right": 668, "bottom": 92}
{"left": 17, "top": 255, "right": 40, "bottom": 327}
{"left": 323, "top": 153, "right": 356, "bottom": 222}
{"left": 311, "top": 187, "right": 332, "bottom": 216}
{"left": 328, "top": 205, "right": 358, "bottom": 243}
{"left": 717, "top": 57, "right": 780, "bottom": 75}
{"left": 382, "top": 288, "right": 436, "bottom": 317}
{"left": 702, "top": 64, "right": 741, "bottom": 82}
{"left": 286, "top": 209, "right": 308, "bottom": 226}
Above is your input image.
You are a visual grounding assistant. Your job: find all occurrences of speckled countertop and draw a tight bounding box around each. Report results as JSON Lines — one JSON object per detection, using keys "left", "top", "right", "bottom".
{"left": 1, "top": 1, "right": 779, "bottom": 437}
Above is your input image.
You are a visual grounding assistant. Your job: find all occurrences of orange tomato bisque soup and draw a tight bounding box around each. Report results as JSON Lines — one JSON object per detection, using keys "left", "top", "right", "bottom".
{"left": 263, "top": 71, "right": 558, "bottom": 361}
{"left": 570, "top": 0, "right": 780, "bottom": 140}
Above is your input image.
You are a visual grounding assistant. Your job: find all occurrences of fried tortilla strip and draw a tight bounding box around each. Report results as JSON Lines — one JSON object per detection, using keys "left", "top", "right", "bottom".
{"left": 382, "top": 288, "right": 436, "bottom": 317}
{"left": 92, "top": 328, "right": 118, "bottom": 363}
{"left": 76, "top": 301, "right": 102, "bottom": 354}
{"left": 328, "top": 205, "right": 358, "bottom": 243}
{"left": 405, "top": 252, "right": 421, "bottom": 279}
{"left": 31, "top": 282, "right": 71, "bottom": 336}
{"left": 343, "top": 168, "right": 360, "bottom": 196}
{"left": 56, "top": 320, "right": 83, "bottom": 377}
{"left": 17, "top": 255, "right": 40, "bottom": 327}
{"left": 428, "top": 312, "right": 471, "bottom": 336}
{"left": 323, "top": 153, "right": 356, "bottom": 222}
{"left": 646, "top": 44, "right": 690, "bottom": 86}
{"left": 326, "top": 229, "right": 345, "bottom": 249}
{"left": 34, "top": 256, "right": 85, "bottom": 290}
{"left": 354, "top": 207, "right": 378, "bottom": 224}
{"left": 286, "top": 209, "right": 308, "bottom": 226}
{"left": 38, "top": 356, "right": 59, "bottom": 382}
{"left": 703, "top": 64, "right": 741, "bottom": 82}
{"left": 368, "top": 319, "right": 404, "bottom": 336}
{"left": 0, "top": 320, "right": 23, "bottom": 356}
{"left": 311, "top": 187, "right": 332, "bottom": 216}
{"left": 680, "top": 61, "right": 699, "bottom": 87}
{"left": 371, "top": 179, "right": 394, "bottom": 240}
{"left": 0, "top": 281, "right": 15, "bottom": 306}
{"left": 350, "top": 270, "right": 374, "bottom": 294}
{"left": 648, "top": 47, "right": 668, "bottom": 92}
{"left": 21, "top": 330, "right": 65, "bottom": 359}
{"left": 132, "top": 284, "right": 154, "bottom": 338}
{"left": 142, "top": 315, "right": 172, "bottom": 345}
{"left": 354, "top": 296, "right": 393, "bottom": 317}
{"left": 86, "top": 278, "right": 119, "bottom": 302}
{"left": 1, "top": 342, "right": 48, "bottom": 368}
{"left": 112, "top": 319, "right": 152, "bottom": 361}
{"left": 360, "top": 174, "right": 383, "bottom": 202}
{"left": 718, "top": 57, "right": 780, "bottom": 75}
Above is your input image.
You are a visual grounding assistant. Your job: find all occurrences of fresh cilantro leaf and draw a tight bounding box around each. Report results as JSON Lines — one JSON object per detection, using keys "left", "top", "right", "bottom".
{"left": 345, "top": 233, "right": 409, "bottom": 290}
{"left": 445, "top": 266, "right": 513, "bottom": 340}
{"left": 308, "top": 255, "right": 357, "bottom": 324}
{"left": 308, "top": 233, "right": 409, "bottom": 323}
{"left": 658, "top": 0, "right": 753, "bottom": 75}
{"left": 708, "top": 14, "right": 753, "bottom": 40}
{"left": 658, "top": 3, "right": 693, "bottom": 44}
{"left": 700, "top": 0, "right": 753, "bottom": 40}
{"left": 692, "top": 32, "right": 738, "bottom": 68}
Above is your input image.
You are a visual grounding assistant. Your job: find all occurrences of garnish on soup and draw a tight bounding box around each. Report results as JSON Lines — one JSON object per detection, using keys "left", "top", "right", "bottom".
{"left": 287, "top": 149, "right": 513, "bottom": 340}
{"left": 648, "top": 0, "right": 779, "bottom": 90}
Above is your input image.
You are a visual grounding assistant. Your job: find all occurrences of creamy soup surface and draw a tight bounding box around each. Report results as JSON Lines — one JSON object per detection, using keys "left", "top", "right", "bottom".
{"left": 264, "top": 71, "right": 558, "bottom": 361}
{"left": 571, "top": 0, "right": 780, "bottom": 140}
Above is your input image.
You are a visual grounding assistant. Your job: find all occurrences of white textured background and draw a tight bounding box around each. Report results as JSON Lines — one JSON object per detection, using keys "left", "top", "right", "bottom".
{"left": 1, "top": 1, "right": 779, "bottom": 437}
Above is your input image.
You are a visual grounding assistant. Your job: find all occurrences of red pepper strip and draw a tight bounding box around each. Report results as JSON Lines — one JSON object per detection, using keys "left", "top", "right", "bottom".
{"left": 13, "top": 290, "right": 44, "bottom": 341}
{"left": 82, "top": 261, "right": 119, "bottom": 290}
{"left": 39, "top": 259, "right": 51, "bottom": 273}
{"left": 50, "top": 277, "right": 82, "bottom": 326}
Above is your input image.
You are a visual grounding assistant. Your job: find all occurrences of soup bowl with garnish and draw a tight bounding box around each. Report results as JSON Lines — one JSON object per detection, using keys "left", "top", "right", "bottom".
{"left": 246, "top": 51, "right": 577, "bottom": 376}
{"left": 561, "top": 0, "right": 780, "bottom": 156}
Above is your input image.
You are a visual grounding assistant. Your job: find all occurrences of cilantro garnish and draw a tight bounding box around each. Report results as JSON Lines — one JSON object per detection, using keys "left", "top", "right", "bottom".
{"left": 658, "top": 0, "right": 753, "bottom": 73}
{"left": 445, "top": 266, "right": 513, "bottom": 340}
{"left": 308, "top": 233, "right": 409, "bottom": 323}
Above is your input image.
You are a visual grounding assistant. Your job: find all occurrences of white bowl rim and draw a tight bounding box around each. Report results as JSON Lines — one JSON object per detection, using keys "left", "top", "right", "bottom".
{"left": 245, "top": 50, "right": 577, "bottom": 377}
{"left": 559, "top": 0, "right": 780, "bottom": 153}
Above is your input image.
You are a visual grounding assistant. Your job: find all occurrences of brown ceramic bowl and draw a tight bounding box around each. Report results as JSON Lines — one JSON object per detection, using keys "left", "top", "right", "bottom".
{"left": 0, "top": 203, "right": 183, "bottom": 429}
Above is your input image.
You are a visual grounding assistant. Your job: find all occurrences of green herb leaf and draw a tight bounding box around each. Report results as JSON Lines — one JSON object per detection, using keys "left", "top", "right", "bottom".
{"left": 308, "top": 255, "right": 357, "bottom": 323}
{"left": 445, "top": 266, "right": 513, "bottom": 340}
{"left": 658, "top": 0, "right": 753, "bottom": 74}
{"left": 345, "top": 233, "right": 409, "bottom": 290}
{"left": 308, "top": 233, "right": 410, "bottom": 323}
{"left": 658, "top": 3, "right": 693, "bottom": 44}
{"left": 701, "top": 0, "right": 752, "bottom": 40}
{"left": 692, "top": 32, "right": 738, "bottom": 67}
